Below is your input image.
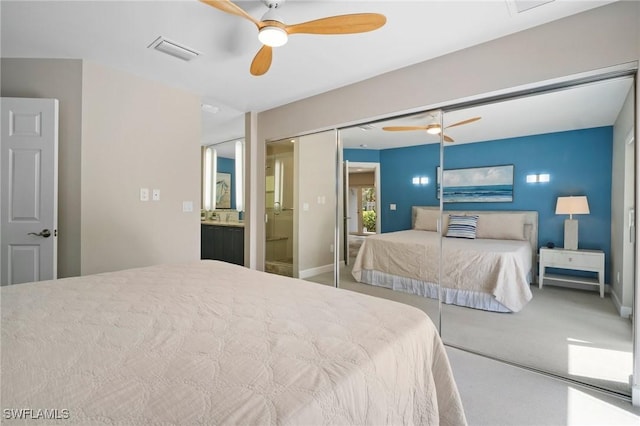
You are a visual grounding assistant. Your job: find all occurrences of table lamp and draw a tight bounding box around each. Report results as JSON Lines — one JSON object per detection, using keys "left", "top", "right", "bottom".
{"left": 555, "top": 196, "right": 590, "bottom": 250}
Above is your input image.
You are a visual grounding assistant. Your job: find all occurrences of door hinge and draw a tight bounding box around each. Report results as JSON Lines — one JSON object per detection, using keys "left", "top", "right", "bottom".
{"left": 54, "top": 229, "right": 58, "bottom": 237}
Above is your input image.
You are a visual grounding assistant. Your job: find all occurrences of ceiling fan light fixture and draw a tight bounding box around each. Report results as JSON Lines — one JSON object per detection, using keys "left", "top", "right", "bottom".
{"left": 426, "top": 126, "right": 441, "bottom": 135}
{"left": 258, "top": 26, "right": 288, "bottom": 47}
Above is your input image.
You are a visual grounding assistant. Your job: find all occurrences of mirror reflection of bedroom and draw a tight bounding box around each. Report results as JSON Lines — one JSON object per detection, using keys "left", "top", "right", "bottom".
{"left": 337, "top": 75, "right": 636, "bottom": 397}
{"left": 441, "top": 76, "right": 635, "bottom": 395}
{"left": 334, "top": 110, "right": 446, "bottom": 326}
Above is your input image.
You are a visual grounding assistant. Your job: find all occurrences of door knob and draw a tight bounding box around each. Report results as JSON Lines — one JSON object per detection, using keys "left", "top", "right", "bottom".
{"left": 28, "top": 229, "right": 51, "bottom": 238}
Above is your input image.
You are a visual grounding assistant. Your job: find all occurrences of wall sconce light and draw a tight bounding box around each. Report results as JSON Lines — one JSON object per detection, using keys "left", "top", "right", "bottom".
{"left": 412, "top": 176, "right": 429, "bottom": 185}
{"left": 526, "top": 173, "right": 550, "bottom": 183}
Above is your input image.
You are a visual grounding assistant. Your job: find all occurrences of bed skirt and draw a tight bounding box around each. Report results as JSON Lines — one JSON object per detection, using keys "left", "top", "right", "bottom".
{"left": 359, "top": 269, "right": 513, "bottom": 313}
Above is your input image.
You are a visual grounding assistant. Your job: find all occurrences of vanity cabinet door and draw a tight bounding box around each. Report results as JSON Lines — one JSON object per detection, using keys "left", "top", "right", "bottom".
{"left": 201, "top": 224, "right": 244, "bottom": 266}
{"left": 228, "top": 227, "right": 244, "bottom": 266}
{"left": 201, "top": 225, "right": 215, "bottom": 259}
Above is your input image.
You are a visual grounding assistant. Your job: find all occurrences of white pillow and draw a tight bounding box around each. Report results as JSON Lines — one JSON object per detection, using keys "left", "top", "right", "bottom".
{"left": 476, "top": 213, "right": 526, "bottom": 240}
{"left": 414, "top": 208, "right": 439, "bottom": 231}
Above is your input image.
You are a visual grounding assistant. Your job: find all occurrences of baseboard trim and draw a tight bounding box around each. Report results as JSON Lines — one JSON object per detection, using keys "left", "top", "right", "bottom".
{"left": 611, "top": 288, "right": 633, "bottom": 318}
{"left": 299, "top": 263, "right": 334, "bottom": 279}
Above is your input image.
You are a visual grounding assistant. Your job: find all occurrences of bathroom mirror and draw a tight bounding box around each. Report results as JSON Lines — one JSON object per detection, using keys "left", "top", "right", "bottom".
{"left": 202, "top": 139, "right": 245, "bottom": 221}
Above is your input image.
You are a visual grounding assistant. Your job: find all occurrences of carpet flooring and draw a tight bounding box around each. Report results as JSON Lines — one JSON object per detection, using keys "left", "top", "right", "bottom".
{"left": 306, "top": 258, "right": 634, "bottom": 396}
{"left": 447, "top": 347, "right": 640, "bottom": 425}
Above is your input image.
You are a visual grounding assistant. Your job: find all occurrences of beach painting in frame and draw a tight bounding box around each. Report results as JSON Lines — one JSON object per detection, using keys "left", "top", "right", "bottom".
{"left": 216, "top": 172, "right": 231, "bottom": 208}
{"left": 437, "top": 165, "right": 514, "bottom": 203}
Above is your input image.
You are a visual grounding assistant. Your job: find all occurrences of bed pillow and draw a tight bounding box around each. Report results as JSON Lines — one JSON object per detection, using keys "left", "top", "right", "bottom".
{"left": 414, "top": 208, "right": 440, "bottom": 231}
{"left": 476, "top": 213, "right": 526, "bottom": 240}
{"left": 446, "top": 215, "right": 478, "bottom": 239}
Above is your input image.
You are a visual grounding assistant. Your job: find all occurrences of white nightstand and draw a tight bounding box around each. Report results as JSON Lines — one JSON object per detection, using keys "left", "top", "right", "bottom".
{"left": 538, "top": 248, "right": 605, "bottom": 297}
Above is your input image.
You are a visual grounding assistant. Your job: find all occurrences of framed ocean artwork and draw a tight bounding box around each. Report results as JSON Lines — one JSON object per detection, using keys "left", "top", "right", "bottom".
{"left": 216, "top": 172, "right": 232, "bottom": 208}
{"left": 437, "top": 165, "right": 514, "bottom": 203}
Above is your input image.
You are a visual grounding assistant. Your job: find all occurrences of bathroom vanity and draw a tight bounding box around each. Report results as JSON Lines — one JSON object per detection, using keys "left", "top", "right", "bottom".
{"left": 201, "top": 221, "right": 244, "bottom": 266}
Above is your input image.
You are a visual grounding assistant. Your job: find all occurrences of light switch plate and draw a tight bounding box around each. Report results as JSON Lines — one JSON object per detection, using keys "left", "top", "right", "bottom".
{"left": 140, "top": 188, "right": 149, "bottom": 202}
{"left": 182, "top": 201, "right": 193, "bottom": 212}
{"left": 390, "top": 204, "right": 397, "bottom": 211}
{"left": 152, "top": 189, "right": 160, "bottom": 201}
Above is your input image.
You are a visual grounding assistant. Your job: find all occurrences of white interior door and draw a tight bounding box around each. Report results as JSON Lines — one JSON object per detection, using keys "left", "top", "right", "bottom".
{"left": 1, "top": 97, "right": 58, "bottom": 285}
{"left": 348, "top": 187, "right": 358, "bottom": 233}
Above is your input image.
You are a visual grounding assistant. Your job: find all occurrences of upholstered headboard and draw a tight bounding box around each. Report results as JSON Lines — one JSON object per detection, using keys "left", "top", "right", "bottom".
{"left": 411, "top": 206, "right": 539, "bottom": 272}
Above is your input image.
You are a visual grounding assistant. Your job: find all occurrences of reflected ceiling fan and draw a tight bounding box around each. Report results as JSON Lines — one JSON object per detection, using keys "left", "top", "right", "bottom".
{"left": 200, "top": 0, "right": 386, "bottom": 76}
{"left": 382, "top": 116, "right": 482, "bottom": 142}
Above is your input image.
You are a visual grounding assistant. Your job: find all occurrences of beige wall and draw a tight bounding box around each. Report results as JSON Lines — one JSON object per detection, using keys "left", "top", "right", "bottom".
{"left": 611, "top": 85, "right": 636, "bottom": 315}
{"left": 295, "top": 131, "right": 337, "bottom": 277}
{"left": 1, "top": 58, "right": 83, "bottom": 278}
{"left": 249, "top": 1, "right": 640, "bottom": 270}
{"left": 81, "top": 62, "right": 201, "bottom": 274}
{"left": 2, "top": 59, "right": 201, "bottom": 276}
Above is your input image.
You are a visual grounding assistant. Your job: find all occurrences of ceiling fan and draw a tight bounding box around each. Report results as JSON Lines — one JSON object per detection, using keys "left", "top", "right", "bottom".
{"left": 200, "top": 0, "right": 386, "bottom": 76}
{"left": 382, "top": 116, "right": 482, "bottom": 142}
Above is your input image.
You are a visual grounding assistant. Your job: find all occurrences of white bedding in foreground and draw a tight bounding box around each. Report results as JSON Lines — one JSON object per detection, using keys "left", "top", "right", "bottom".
{"left": 352, "top": 230, "right": 532, "bottom": 312}
{"left": 1, "top": 260, "right": 466, "bottom": 425}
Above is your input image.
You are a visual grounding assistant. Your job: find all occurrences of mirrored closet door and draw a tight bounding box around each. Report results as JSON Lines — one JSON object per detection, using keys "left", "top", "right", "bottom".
{"left": 439, "top": 76, "right": 636, "bottom": 396}
{"left": 336, "top": 110, "right": 444, "bottom": 326}
{"left": 265, "top": 130, "right": 339, "bottom": 284}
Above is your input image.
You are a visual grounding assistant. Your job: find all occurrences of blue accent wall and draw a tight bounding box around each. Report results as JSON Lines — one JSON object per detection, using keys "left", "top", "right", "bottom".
{"left": 380, "top": 144, "right": 441, "bottom": 232}
{"left": 441, "top": 127, "right": 612, "bottom": 263}
{"left": 217, "top": 157, "right": 235, "bottom": 209}
{"left": 355, "top": 126, "right": 613, "bottom": 279}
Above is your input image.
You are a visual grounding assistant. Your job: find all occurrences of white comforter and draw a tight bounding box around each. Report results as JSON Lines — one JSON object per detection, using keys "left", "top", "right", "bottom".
{"left": 352, "top": 230, "right": 533, "bottom": 312}
{"left": 1, "top": 260, "right": 466, "bottom": 425}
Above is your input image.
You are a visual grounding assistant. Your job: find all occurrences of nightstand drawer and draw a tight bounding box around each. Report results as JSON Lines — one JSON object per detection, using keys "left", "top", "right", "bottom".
{"left": 542, "top": 250, "right": 600, "bottom": 269}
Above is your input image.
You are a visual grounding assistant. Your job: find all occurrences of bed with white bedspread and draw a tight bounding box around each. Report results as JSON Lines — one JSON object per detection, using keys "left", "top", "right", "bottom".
{"left": 352, "top": 207, "right": 537, "bottom": 313}
{"left": 1, "top": 260, "right": 466, "bottom": 425}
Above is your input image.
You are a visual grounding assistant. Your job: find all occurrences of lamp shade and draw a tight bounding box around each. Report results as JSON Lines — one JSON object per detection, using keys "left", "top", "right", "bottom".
{"left": 555, "top": 196, "right": 590, "bottom": 215}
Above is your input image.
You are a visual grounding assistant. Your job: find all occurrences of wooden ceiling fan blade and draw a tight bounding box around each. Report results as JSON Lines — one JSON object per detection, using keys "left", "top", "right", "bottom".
{"left": 444, "top": 134, "right": 455, "bottom": 143}
{"left": 382, "top": 126, "right": 428, "bottom": 132}
{"left": 286, "top": 13, "right": 386, "bottom": 35}
{"left": 199, "top": 0, "right": 262, "bottom": 28}
{"left": 445, "top": 116, "right": 481, "bottom": 129}
{"left": 250, "top": 45, "right": 273, "bottom": 76}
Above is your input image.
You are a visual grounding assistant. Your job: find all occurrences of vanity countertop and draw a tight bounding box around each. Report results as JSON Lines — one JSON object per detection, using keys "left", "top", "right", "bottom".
{"left": 201, "top": 220, "right": 245, "bottom": 228}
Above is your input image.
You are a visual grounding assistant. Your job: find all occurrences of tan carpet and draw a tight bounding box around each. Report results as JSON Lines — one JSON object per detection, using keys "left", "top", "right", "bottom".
{"left": 306, "top": 260, "right": 633, "bottom": 396}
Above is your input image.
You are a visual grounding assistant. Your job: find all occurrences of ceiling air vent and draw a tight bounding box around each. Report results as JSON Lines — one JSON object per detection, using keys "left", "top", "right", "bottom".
{"left": 148, "top": 36, "right": 201, "bottom": 62}
{"left": 507, "top": 0, "right": 555, "bottom": 14}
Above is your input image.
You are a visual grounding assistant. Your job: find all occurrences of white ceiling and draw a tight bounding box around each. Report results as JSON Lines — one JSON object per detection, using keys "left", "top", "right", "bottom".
{"left": 340, "top": 76, "right": 634, "bottom": 149}
{"left": 1, "top": 0, "right": 620, "bottom": 147}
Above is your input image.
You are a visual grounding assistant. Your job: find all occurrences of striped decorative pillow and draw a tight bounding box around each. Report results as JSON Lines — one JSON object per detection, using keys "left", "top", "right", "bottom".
{"left": 446, "top": 215, "right": 478, "bottom": 239}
